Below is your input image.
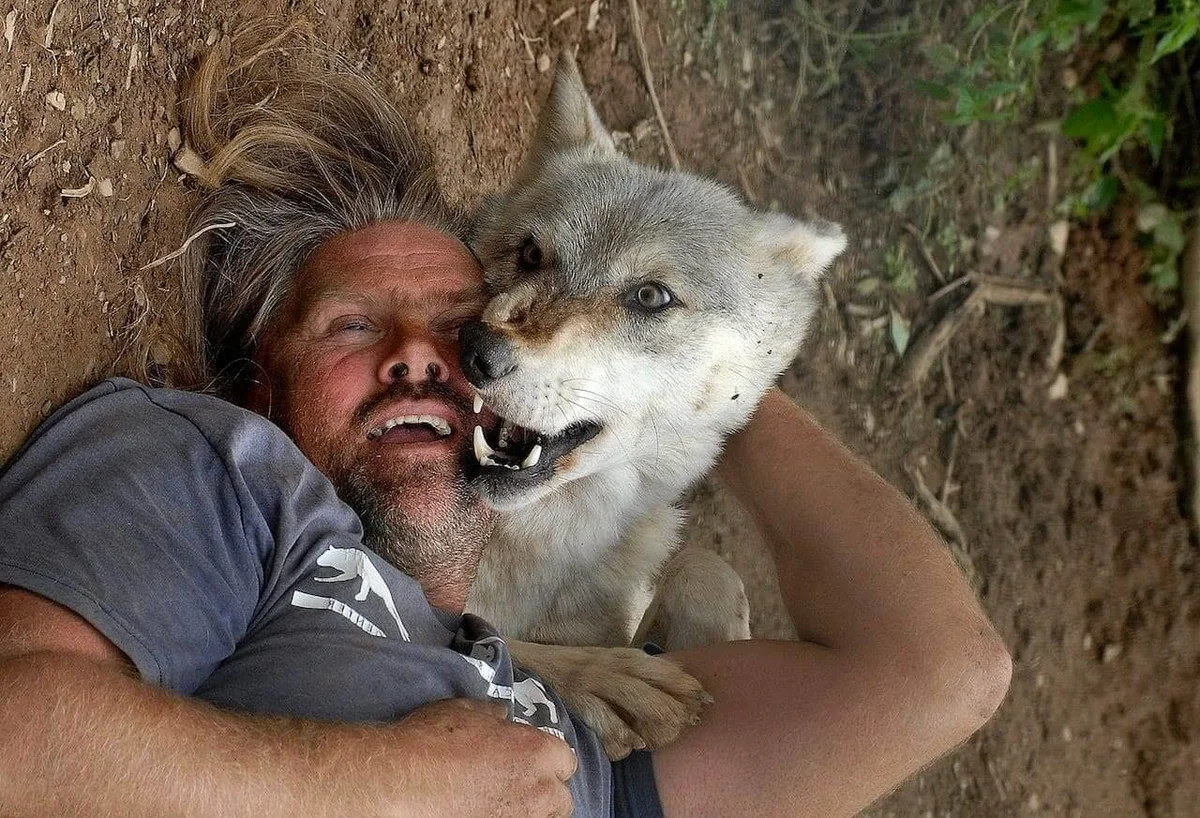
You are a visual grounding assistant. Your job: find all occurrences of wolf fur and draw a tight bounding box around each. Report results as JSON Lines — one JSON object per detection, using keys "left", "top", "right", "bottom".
{"left": 461, "top": 54, "right": 846, "bottom": 758}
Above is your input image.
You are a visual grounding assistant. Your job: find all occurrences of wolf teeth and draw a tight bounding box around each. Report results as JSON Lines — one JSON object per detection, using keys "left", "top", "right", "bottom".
{"left": 473, "top": 426, "right": 495, "bottom": 464}
{"left": 521, "top": 444, "right": 542, "bottom": 469}
{"left": 473, "top": 394, "right": 484, "bottom": 414}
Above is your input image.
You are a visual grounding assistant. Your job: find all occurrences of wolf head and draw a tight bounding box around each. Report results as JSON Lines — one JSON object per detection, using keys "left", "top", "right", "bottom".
{"left": 460, "top": 54, "right": 846, "bottom": 511}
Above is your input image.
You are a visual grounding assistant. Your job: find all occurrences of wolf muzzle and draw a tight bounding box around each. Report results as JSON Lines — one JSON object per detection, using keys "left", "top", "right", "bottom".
{"left": 460, "top": 320, "right": 518, "bottom": 387}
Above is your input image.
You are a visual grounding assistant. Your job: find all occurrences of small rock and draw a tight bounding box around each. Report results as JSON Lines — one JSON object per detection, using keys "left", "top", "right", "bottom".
{"left": 97, "top": 178, "right": 114, "bottom": 197}
{"left": 1061, "top": 68, "right": 1078, "bottom": 90}
{"left": 1048, "top": 220, "right": 1069, "bottom": 257}
{"left": 536, "top": 53, "right": 551, "bottom": 73}
{"left": 1028, "top": 792, "right": 1041, "bottom": 811}
{"left": 70, "top": 101, "right": 87, "bottom": 121}
{"left": 1061, "top": 725, "right": 1072, "bottom": 742}
{"left": 1102, "top": 643, "right": 1122, "bottom": 664}
{"left": 167, "top": 127, "right": 181, "bottom": 152}
{"left": 585, "top": 0, "right": 601, "bottom": 32}
{"left": 1048, "top": 372, "right": 1068, "bottom": 401}
{"left": 110, "top": 139, "right": 127, "bottom": 160}
{"left": 172, "top": 145, "right": 206, "bottom": 177}
{"left": 45, "top": 90, "right": 67, "bottom": 111}
{"left": 1082, "top": 633, "right": 1093, "bottom": 652}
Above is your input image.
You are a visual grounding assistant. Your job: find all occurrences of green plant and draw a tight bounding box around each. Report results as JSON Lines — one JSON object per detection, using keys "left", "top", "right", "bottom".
{"left": 914, "top": 0, "right": 1198, "bottom": 298}
{"left": 884, "top": 245, "right": 919, "bottom": 294}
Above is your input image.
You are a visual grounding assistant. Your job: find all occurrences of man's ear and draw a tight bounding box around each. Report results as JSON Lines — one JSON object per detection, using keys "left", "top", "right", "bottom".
{"left": 756, "top": 213, "right": 848, "bottom": 282}
{"left": 517, "top": 51, "right": 617, "bottom": 181}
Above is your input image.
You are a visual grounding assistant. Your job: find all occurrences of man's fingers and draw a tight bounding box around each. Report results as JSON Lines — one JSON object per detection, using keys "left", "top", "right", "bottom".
{"left": 548, "top": 738, "right": 578, "bottom": 782}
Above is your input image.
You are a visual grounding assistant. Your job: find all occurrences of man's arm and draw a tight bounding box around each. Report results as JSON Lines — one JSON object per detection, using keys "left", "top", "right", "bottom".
{"left": 0, "top": 587, "right": 576, "bottom": 818}
{"left": 652, "top": 388, "right": 1012, "bottom": 817}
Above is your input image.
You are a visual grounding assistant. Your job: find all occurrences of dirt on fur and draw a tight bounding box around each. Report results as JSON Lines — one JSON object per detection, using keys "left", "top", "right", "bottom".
{"left": 1, "top": 1, "right": 1196, "bottom": 816}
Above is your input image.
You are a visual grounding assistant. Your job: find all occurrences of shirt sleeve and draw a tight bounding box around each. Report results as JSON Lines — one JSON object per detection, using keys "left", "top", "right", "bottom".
{"left": 0, "top": 380, "right": 267, "bottom": 693}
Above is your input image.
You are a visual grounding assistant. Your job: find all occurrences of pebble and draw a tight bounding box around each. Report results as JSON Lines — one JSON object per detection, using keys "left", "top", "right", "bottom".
{"left": 537, "top": 53, "right": 551, "bottom": 73}
{"left": 1102, "top": 643, "right": 1122, "bottom": 664}
{"left": 1048, "top": 373, "right": 1068, "bottom": 401}
{"left": 45, "top": 90, "right": 67, "bottom": 111}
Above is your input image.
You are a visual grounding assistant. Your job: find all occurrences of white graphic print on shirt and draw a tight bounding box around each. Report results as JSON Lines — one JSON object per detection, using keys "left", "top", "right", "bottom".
{"left": 459, "top": 640, "right": 565, "bottom": 740}
{"left": 289, "top": 546, "right": 411, "bottom": 640}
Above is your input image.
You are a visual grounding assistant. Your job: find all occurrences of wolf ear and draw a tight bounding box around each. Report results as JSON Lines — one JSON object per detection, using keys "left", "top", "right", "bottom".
{"left": 757, "top": 213, "right": 848, "bottom": 281}
{"left": 518, "top": 51, "right": 617, "bottom": 180}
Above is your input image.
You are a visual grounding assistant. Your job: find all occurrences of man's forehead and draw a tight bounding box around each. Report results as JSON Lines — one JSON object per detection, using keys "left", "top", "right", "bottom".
{"left": 299, "top": 221, "right": 485, "bottom": 306}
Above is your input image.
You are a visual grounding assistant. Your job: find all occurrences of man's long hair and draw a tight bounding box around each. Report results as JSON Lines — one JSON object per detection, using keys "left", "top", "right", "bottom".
{"left": 178, "top": 21, "right": 465, "bottom": 399}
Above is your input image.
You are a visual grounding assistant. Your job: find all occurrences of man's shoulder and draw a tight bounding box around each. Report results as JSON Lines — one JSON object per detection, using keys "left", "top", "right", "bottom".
{"left": 27, "top": 377, "right": 290, "bottom": 461}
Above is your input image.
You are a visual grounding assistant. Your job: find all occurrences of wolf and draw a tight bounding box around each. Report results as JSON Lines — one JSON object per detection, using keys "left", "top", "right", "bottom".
{"left": 458, "top": 54, "right": 846, "bottom": 759}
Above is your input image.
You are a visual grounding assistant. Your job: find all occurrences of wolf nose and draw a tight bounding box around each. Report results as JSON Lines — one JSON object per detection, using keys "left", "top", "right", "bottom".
{"left": 459, "top": 320, "right": 518, "bottom": 387}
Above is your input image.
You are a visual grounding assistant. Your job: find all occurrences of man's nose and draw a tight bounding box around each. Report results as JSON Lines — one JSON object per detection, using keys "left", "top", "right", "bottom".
{"left": 459, "top": 320, "right": 517, "bottom": 387}
{"left": 378, "top": 330, "right": 452, "bottom": 384}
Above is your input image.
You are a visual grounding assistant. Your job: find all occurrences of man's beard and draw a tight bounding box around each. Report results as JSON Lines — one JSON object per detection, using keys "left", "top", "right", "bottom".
{"left": 338, "top": 459, "right": 493, "bottom": 601}
{"left": 269, "top": 376, "right": 495, "bottom": 608}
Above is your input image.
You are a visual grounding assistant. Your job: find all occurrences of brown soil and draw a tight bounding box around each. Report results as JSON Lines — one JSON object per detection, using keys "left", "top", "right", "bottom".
{"left": 2, "top": 1, "right": 1196, "bottom": 815}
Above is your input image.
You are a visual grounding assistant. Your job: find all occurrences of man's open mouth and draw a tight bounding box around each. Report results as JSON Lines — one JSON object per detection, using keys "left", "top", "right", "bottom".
{"left": 468, "top": 393, "right": 601, "bottom": 481}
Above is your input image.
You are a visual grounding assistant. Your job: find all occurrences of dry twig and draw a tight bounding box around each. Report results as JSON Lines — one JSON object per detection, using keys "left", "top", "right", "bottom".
{"left": 903, "top": 222, "right": 946, "bottom": 284}
{"left": 628, "top": 0, "right": 681, "bottom": 170}
{"left": 899, "top": 289, "right": 986, "bottom": 393}
{"left": 1183, "top": 219, "right": 1200, "bottom": 532}
{"left": 905, "top": 463, "right": 974, "bottom": 584}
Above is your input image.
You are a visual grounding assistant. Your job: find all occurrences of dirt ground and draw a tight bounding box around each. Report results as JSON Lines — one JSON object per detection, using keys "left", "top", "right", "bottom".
{"left": 2, "top": 0, "right": 1197, "bottom": 815}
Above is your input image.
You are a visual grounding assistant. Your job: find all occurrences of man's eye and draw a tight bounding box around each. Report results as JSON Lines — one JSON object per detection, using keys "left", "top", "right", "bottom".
{"left": 332, "top": 318, "right": 375, "bottom": 334}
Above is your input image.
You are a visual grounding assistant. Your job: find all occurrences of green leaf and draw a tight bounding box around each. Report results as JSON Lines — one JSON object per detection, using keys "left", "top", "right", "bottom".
{"left": 1015, "top": 29, "right": 1050, "bottom": 58}
{"left": 912, "top": 78, "right": 952, "bottom": 101}
{"left": 1083, "top": 175, "right": 1119, "bottom": 210}
{"left": 1149, "top": 261, "right": 1179, "bottom": 293}
{"left": 855, "top": 277, "right": 882, "bottom": 296}
{"left": 1142, "top": 116, "right": 1166, "bottom": 163}
{"left": 1151, "top": 17, "right": 1199, "bottom": 63}
{"left": 1062, "top": 98, "right": 1119, "bottom": 139}
{"left": 1154, "top": 216, "right": 1186, "bottom": 255}
{"left": 923, "top": 42, "right": 959, "bottom": 72}
{"left": 890, "top": 308, "right": 911, "bottom": 356}
{"left": 1055, "top": 0, "right": 1109, "bottom": 28}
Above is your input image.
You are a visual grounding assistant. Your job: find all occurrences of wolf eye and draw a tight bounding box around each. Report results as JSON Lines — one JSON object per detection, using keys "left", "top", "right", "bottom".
{"left": 626, "top": 282, "right": 675, "bottom": 313}
{"left": 516, "top": 237, "right": 543, "bottom": 271}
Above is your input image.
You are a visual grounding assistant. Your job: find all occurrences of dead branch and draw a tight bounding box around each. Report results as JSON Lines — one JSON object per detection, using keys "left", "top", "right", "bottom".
{"left": 628, "top": 0, "right": 681, "bottom": 170}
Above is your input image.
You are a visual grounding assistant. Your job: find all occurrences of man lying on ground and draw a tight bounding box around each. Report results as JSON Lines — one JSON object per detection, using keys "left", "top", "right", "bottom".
{"left": 0, "top": 27, "right": 1010, "bottom": 818}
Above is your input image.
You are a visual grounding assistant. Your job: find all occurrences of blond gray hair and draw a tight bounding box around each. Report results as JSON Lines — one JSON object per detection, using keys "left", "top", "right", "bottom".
{"left": 179, "top": 22, "right": 464, "bottom": 398}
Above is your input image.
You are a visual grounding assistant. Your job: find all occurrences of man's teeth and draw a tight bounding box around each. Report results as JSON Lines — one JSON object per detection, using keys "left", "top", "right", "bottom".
{"left": 367, "top": 415, "right": 452, "bottom": 440}
{"left": 473, "top": 425, "right": 543, "bottom": 471}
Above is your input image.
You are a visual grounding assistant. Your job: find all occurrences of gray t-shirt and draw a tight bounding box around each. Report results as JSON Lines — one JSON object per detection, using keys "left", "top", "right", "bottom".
{"left": 0, "top": 378, "right": 660, "bottom": 816}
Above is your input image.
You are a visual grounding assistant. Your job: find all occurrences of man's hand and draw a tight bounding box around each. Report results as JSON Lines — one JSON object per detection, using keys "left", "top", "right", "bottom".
{"left": 384, "top": 698, "right": 576, "bottom": 818}
{"left": 0, "top": 587, "right": 577, "bottom": 818}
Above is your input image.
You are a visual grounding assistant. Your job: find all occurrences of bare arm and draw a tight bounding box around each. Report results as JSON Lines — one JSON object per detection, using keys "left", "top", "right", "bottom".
{"left": 0, "top": 587, "right": 575, "bottom": 818}
{"left": 652, "top": 388, "right": 1011, "bottom": 817}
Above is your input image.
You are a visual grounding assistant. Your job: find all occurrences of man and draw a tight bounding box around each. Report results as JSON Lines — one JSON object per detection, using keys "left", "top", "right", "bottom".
{"left": 0, "top": 27, "right": 1010, "bottom": 817}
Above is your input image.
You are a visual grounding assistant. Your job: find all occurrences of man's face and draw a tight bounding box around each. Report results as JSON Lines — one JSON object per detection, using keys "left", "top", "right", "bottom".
{"left": 257, "top": 221, "right": 493, "bottom": 607}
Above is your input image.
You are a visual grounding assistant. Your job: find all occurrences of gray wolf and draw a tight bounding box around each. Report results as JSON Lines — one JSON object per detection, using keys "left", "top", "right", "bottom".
{"left": 458, "top": 54, "right": 846, "bottom": 757}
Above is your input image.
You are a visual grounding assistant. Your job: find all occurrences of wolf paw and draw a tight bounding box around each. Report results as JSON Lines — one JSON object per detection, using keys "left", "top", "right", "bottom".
{"left": 509, "top": 641, "right": 712, "bottom": 761}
